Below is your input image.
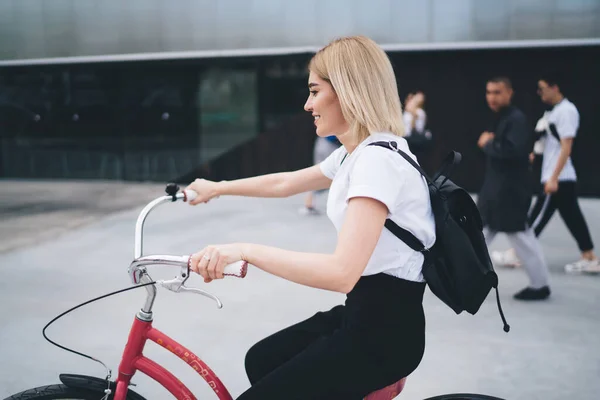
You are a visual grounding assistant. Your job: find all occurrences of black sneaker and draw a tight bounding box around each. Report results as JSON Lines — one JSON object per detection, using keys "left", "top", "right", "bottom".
{"left": 513, "top": 286, "right": 551, "bottom": 301}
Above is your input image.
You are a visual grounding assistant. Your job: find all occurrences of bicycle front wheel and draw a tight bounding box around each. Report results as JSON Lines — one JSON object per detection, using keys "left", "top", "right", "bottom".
{"left": 4, "top": 383, "right": 143, "bottom": 400}
{"left": 424, "top": 394, "right": 505, "bottom": 400}
{"left": 5, "top": 383, "right": 107, "bottom": 400}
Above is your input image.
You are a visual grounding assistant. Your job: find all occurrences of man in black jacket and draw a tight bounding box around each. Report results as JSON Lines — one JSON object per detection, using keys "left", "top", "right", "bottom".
{"left": 477, "top": 76, "right": 551, "bottom": 301}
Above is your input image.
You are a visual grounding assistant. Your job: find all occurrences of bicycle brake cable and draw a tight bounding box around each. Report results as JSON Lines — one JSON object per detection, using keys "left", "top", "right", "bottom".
{"left": 42, "top": 280, "right": 157, "bottom": 382}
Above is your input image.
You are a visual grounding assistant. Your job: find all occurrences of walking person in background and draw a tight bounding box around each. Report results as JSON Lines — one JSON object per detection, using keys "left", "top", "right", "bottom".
{"left": 477, "top": 76, "right": 551, "bottom": 301}
{"left": 492, "top": 73, "right": 599, "bottom": 273}
{"left": 403, "top": 91, "right": 433, "bottom": 155}
{"left": 403, "top": 91, "right": 427, "bottom": 134}
{"left": 299, "top": 135, "right": 340, "bottom": 215}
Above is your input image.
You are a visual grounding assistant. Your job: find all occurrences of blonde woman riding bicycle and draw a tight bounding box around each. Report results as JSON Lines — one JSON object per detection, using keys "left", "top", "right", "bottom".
{"left": 186, "top": 35, "right": 436, "bottom": 399}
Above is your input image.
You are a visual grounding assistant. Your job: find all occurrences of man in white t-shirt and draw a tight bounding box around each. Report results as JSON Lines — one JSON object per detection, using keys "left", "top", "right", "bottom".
{"left": 493, "top": 74, "right": 598, "bottom": 273}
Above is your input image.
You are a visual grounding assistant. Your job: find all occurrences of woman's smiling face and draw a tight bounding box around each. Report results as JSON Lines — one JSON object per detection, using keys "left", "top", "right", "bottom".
{"left": 304, "top": 71, "right": 348, "bottom": 138}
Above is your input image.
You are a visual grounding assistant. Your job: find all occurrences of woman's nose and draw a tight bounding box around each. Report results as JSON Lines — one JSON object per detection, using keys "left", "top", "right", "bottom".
{"left": 304, "top": 97, "right": 312, "bottom": 112}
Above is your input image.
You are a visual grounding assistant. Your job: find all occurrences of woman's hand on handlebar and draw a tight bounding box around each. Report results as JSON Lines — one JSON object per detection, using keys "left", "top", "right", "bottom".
{"left": 185, "top": 179, "right": 220, "bottom": 205}
{"left": 189, "top": 244, "right": 246, "bottom": 283}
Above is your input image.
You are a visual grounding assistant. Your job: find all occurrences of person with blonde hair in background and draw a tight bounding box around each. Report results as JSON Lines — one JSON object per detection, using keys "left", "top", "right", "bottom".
{"left": 185, "top": 36, "right": 435, "bottom": 398}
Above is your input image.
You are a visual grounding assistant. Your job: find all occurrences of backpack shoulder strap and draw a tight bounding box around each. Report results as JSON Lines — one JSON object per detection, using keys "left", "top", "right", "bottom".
{"left": 367, "top": 141, "right": 428, "bottom": 252}
{"left": 384, "top": 219, "right": 427, "bottom": 252}
{"left": 369, "top": 141, "right": 461, "bottom": 186}
{"left": 432, "top": 151, "right": 462, "bottom": 182}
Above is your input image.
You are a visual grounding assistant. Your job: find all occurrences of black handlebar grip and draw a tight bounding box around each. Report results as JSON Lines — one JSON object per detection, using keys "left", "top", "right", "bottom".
{"left": 165, "top": 183, "right": 180, "bottom": 201}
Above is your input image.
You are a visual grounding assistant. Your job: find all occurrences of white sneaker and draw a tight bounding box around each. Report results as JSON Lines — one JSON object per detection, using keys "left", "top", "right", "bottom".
{"left": 583, "top": 261, "right": 600, "bottom": 274}
{"left": 491, "top": 248, "right": 521, "bottom": 268}
{"left": 298, "top": 206, "right": 319, "bottom": 216}
{"left": 565, "top": 258, "right": 600, "bottom": 274}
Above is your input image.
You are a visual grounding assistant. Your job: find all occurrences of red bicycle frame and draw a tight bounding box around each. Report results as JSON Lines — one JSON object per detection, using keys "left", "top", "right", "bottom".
{"left": 113, "top": 316, "right": 232, "bottom": 400}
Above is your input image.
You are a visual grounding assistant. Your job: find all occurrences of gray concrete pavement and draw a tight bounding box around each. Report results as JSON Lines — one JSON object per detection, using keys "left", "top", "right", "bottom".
{"left": 0, "top": 180, "right": 599, "bottom": 399}
{"left": 0, "top": 179, "right": 165, "bottom": 253}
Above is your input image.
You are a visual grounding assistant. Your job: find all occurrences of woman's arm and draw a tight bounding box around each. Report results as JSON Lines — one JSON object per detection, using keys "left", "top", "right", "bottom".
{"left": 187, "top": 164, "right": 332, "bottom": 204}
{"left": 191, "top": 197, "right": 388, "bottom": 293}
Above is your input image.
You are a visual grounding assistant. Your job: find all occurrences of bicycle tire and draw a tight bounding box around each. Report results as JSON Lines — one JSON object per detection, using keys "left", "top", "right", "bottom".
{"left": 4, "top": 383, "right": 138, "bottom": 400}
{"left": 423, "top": 394, "right": 505, "bottom": 400}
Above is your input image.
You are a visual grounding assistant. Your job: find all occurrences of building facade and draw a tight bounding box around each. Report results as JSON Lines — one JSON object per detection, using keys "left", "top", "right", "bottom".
{"left": 1, "top": 0, "right": 599, "bottom": 61}
{"left": 1, "top": 0, "right": 599, "bottom": 195}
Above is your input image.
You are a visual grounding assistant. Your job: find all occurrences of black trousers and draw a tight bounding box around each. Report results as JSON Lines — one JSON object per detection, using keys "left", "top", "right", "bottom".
{"left": 528, "top": 181, "right": 594, "bottom": 252}
{"left": 237, "top": 274, "right": 426, "bottom": 400}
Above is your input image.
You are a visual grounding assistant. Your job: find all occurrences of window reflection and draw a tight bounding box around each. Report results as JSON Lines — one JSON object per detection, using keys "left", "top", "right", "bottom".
{"left": 199, "top": 67, "right": 258, "bottom": 161}
{"left": 261, "top": 57, "right": 310, "bottom": 132}
{"left": 0, "top": 62, "right": 262, "bottom": 181}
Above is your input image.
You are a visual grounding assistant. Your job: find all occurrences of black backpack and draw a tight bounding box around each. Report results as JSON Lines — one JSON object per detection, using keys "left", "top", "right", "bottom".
{"left": 405, "top": 129, "right": 434, "bottom": 154}
{"left": 368, "top": 141, "right": 510, "bottom": 332}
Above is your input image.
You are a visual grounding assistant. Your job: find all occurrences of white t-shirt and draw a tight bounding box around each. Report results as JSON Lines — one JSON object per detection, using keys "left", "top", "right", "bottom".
{"left": 319, "top": 132, "right": 436, "bottom": 282}
{"left": 540, "top": 98, "right": 579, "bottom": 183}
{"left": 403, "top": 109, "right": 427, "bottom": 135}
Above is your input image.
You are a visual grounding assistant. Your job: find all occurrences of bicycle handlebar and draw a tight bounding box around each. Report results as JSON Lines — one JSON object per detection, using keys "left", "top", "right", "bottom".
{"left": 134, "top": 188, "right": 196, "bottom": 259}
{"left": 130, "top": 184, "right": 249, "bottom": 312}
{"left": 129, "top": 255, "right": 248, "bottom": 284}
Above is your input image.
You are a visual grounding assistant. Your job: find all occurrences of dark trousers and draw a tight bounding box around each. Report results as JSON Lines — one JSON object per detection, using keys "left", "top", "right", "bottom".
{"left": 528, "top": 181, "right": 594, "bottom": 252}
{"left": 237, "top": 274, "right": 426, "bottom": 400}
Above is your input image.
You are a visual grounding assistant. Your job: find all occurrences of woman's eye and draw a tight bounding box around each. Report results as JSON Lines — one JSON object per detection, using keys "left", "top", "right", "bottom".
{"left": 310, "top": 90, "right": 318, "bottom": 96}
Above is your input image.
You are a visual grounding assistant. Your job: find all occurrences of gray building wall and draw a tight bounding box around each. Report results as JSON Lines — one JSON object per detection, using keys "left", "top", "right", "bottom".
{"left": 1, "top": 0, "right": 599, "bottom": 62}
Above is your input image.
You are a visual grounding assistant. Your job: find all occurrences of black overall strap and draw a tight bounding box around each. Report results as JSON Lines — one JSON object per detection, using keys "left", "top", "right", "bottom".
{"left": 548, "top": 123, "right": 561, "bottom": 141}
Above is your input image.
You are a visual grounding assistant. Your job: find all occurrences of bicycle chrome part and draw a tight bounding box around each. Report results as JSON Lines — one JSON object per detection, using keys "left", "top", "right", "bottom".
{"left": 129, "top": 254, "right": 224, "bottom": 312}
{"left": 154, "top": 257, "right": 224, "bottom": 308}
{"left": 130, "top": 185, "right": 224, "bottom": 317}
{"left": 177, "top": 286, "right": 223, "bottom": 308}
{"left": 134, "top": 193, "right": 187, "bottom": 259}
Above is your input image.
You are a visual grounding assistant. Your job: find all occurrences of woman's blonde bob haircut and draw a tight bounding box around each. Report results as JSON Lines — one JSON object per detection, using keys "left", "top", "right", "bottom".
{"left": 308, "top": 35, "right": 405, "bottom": 142}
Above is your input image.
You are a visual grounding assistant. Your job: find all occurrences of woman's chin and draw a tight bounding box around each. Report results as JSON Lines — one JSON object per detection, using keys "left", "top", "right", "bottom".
{"left": 315, "top": 128, "right": 329, "bottom": 137}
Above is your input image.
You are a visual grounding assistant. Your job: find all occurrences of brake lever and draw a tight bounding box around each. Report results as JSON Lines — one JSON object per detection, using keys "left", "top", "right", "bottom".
{"left": 179, "top": 286, "right": 223, "bottom": 309}
{"left": 158, "top": 264, "right": 224, "bottom": 309}
{"left": 158, "top": 264, "right": 189, "bottom": 291}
